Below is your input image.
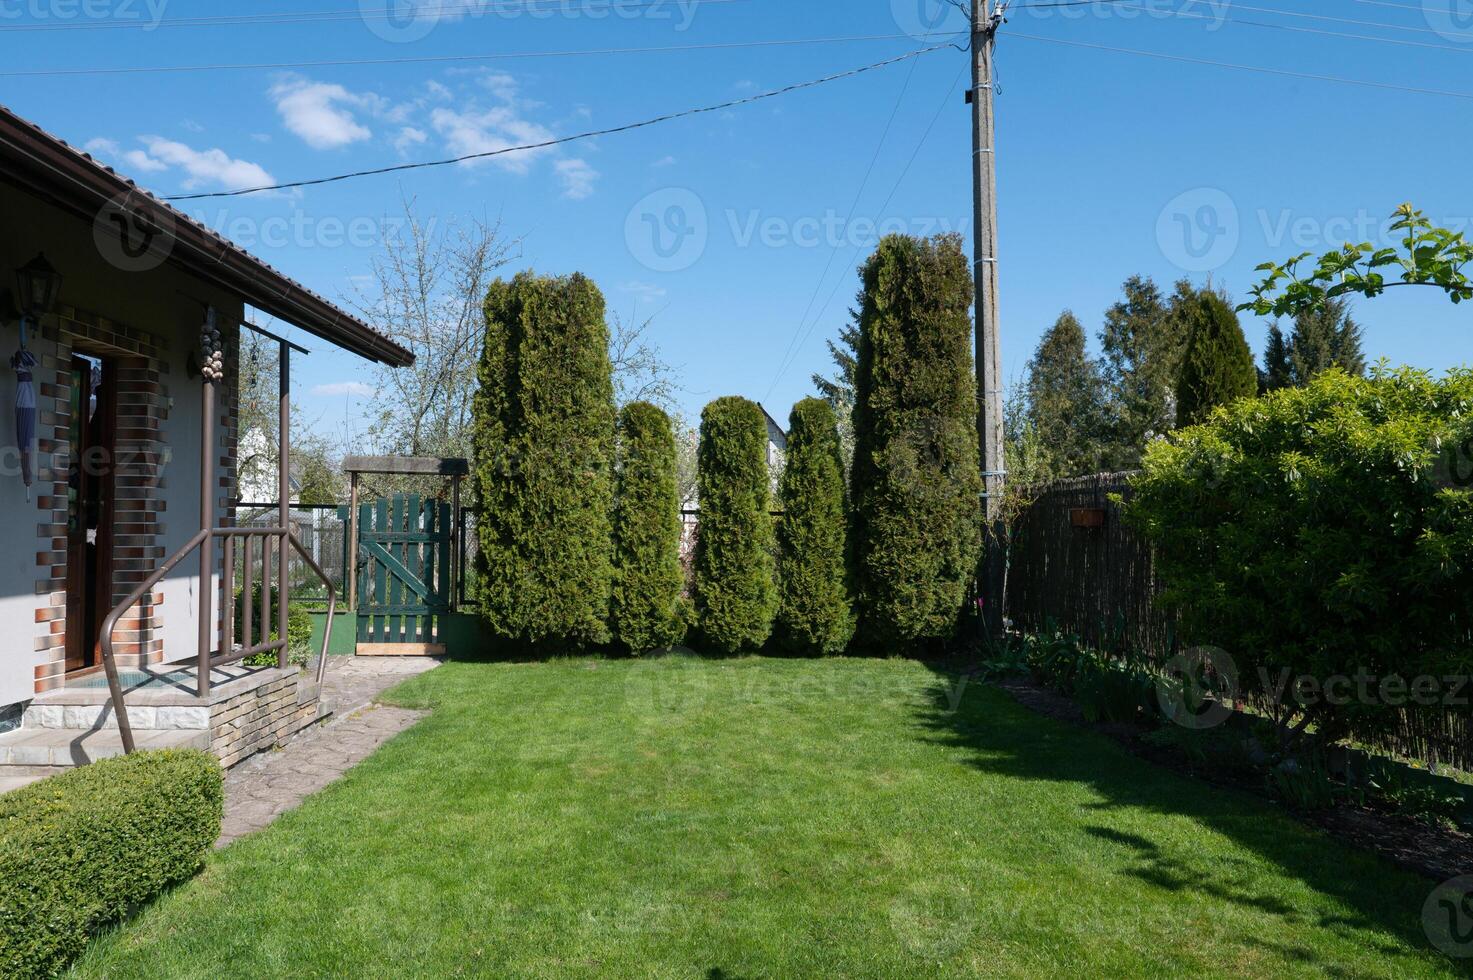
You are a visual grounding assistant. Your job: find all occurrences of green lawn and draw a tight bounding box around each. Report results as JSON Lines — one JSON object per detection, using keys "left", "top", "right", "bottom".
{"left": 74, "top": 656, "right": 1463, "bottom": 977}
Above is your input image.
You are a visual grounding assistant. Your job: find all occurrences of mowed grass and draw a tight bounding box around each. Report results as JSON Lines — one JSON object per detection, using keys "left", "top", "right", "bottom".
{"left": 73, "top": 656, "right": 1463, "bottom": 978}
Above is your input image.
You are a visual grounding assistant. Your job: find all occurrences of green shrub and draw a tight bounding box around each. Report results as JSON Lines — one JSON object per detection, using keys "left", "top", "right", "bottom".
{"left": 693, "top": 396, "right": 776, "bottom": 653}
{"left": 233, "top": 586, "right": 313, "bottom": 667}
{"left": 850, "top": 234, "right": 982, "bottom": 654}
{"left": 775, "top": 398, "right": 854, "bottom": 656}
{"left": 0, "top": 750, "right": 222, "bottom": 978}
{"left": 473, "top": 271, "right": 616, "bottom": 648}
{"left": 1127, "top": 366, "right": 1473, "bottom": 748}
{"left": 612, "top": 401, "right": 686, "bottom": 654}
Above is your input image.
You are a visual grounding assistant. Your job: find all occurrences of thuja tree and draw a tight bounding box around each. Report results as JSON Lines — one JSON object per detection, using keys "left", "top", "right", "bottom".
{"left": 1175, "top": 286, "right": 1257, "bottom": 426}
{"left": 1127, "top": 366, "right": 1473, "bottom": 750}
{"left": 693, "top": 396, "right": 776, "bottom": 653}
{"left": 472, "top": 271, "right": 615, "bottom": 648}
{"left": 611, "top": 401, "right": 686, "bottom": 654}
{"left": 775, "top": 398, "right": 854, "bottom": 656}
{"left": 850, "top": 234, "right": 982, "bottom": 653}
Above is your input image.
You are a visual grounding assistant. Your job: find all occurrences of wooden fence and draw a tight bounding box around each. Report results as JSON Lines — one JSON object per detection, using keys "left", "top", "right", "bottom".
{"left": 1004, "top": 472, "right": 1175, "bottom": 660}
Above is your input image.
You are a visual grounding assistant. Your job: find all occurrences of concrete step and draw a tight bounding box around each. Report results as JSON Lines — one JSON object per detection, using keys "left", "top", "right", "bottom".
{"left": 22, "top": 702, "right": 211, "bottom": 732}
{"left": 0, "top": 727, "right": 209, "bottom": 767}
{"left": 0, "top": 773, "right": 45, "bottom": 797}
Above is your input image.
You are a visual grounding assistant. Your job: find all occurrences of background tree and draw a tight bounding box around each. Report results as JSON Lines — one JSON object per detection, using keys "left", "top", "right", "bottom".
{"left": 1098, "top": 275, "right": 1186, "bottom": 469}
{"left": 1260, "top": 324, "right": 1294, "bottom": 391}
{"left": 235, "top": 331, "right": 344, "bottom": 506}
{"left": 1024, "top": 311, "right": 1107, "bottom": 479}
{"left": 1175, "top": 286, "right": 1258, "bottom": 426}
{"left": 1262, "top": 297, "right": 1366, "bottom": 390}
{"left": 693, "top": 396, "right": 777, "bottom": 653}
{"left": 473, "top": 271, "right": 616, "bottom": 649}
{"left": 811, "top": 321, "right": 860, "bottom": 477}
{"left": 775, "top": 398, "right": 853, "bottom": 656}
{"left": 352, "top": 196, "right": 517, "bottom": 461}
{"left": 850, "top": 234, "right": 982, "bottom": 654}
{"left": 611, "top": 401, "right": 685, "bottom": 654}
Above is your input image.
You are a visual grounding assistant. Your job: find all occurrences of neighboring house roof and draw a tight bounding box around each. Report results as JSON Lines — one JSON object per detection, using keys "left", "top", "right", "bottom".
{"left": 756, "top": 403, "right": 788, "bottom": 445}
{"left": 0, "top": 104, "right": 414, "bottom": 368}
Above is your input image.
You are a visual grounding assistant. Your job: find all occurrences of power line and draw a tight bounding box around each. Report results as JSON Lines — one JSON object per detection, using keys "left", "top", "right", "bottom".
{"left": 1002, "top": 30, "right": 1473, "bottom": 100}
{"left": 0, "top": 32, "right": 960, "bottom": 79}
{"left": 162, "top": 42, "right": 956, "bottom": 200}
{"left": 0, "top": 0, "right": 752, "bottom": 31}
{"left": 765, "top": 43, "right": 924, "bottom": 401}
{"left": 1015, "top": 0, "right": 1462, "bottom": 40}
{"left": 764, "top": 59, "right": 969, "bottom": 400}
{"left": 1114, "top": 2, "right": 1473, "bottom": 57}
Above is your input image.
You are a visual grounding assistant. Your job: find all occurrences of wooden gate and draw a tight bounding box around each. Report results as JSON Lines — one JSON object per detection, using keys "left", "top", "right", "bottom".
{"left": 342, "top": 493, "right": 452, "bottom": 655}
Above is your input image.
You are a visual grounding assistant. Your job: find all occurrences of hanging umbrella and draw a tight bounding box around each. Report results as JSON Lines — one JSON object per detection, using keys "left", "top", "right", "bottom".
{"left": 12, "top": 319, "right": 36, "bottom": 500}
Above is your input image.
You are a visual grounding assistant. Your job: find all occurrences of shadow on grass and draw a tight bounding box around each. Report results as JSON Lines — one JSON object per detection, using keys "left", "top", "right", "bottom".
{"left": 913, "top": 663, "right": 1447, "bottom": 972}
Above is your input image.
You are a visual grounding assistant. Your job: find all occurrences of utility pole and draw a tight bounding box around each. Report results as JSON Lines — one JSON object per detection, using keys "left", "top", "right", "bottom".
{"left": 971, "top": 0, "right": 1007, "bottom": 640}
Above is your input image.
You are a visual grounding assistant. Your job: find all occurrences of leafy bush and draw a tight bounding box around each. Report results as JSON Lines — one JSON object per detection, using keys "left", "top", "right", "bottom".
{"left": 849, "top": 234, "right": 983, "bottom": 653}
{"left": 693, "top": 396, "right": 776, "bottom": 653}
{"left": 1023, "top": 629, "right": 1158, "bottom": 725}
{"left": 0, "top": 750, "right": 222, "bottom": 978}
{"left": 473, "top": 271, "right": 616, "bottom": 648}
{"left": 1127, "top": 366, "right": 1473, "bottom": 749}
{"left": 233, "top": 586, "right": 313, "bottom": 667}
{"left": 775, "top": 398, "right": 854, "bottom": 656}
{"left": 611, "top": 401, "right": 686, "bottom": 654}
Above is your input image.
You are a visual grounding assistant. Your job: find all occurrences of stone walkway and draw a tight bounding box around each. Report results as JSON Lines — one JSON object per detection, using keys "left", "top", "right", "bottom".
{"left": 217, "top": 657, "right": 440, "bottom": 847}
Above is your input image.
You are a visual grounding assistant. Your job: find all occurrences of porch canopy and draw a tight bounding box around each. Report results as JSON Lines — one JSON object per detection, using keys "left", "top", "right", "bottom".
{"left": 0, "top": 102, "right": 414, "bottom": 368}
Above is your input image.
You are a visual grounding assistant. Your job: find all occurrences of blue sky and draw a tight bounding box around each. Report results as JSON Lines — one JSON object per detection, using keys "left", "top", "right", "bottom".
{"left": 6, "top": 0, "right": 1473, "bottom": 441}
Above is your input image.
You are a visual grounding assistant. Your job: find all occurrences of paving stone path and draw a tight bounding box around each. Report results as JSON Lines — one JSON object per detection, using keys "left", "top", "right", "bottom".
{"left": 217, "top": 657, "right": 439, "bottom": 847}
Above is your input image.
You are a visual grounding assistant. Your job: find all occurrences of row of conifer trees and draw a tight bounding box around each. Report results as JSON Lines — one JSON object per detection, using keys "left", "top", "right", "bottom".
{"left": 472, "top": 234, "right": 983, "bottom": 656}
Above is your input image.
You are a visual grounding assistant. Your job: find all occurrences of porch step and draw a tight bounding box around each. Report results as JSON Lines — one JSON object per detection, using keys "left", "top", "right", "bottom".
{"left": 23, "top": 702, "right": 211, "bottom": 732}
{"left": 0, "top": 727, "right": 209, "bottom": 767}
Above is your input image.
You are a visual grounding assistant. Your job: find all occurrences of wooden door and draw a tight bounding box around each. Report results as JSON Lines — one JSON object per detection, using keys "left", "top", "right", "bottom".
{"left": 64, "top": 355, "right": 117, "bottom": 673}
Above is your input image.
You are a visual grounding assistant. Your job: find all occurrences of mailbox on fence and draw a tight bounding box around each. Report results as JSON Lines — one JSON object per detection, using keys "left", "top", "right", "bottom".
{"left": 1070, "top": 506, "right": 1106, "bottom": 529}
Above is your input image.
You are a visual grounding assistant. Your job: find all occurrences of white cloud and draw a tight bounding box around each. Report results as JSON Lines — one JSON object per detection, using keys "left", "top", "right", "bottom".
{"left": 93, "top": 136, "right": 274, "bottom": 191}
{"left": 394, "top": 126, "right": 427, "bottom": 155}
{"left": 270, "top": 77, "right": 378, "bottom": 150}
{"left": 181, "top": 119, "right": 205, "bottom": 133}
{"left": 310, "top": 381, "right": 377, "bottom": 398}
{"left": 84, "top": 137, "right": 120, "bottom": 156}
{"left": 430, "top": 104, "right": 555, "bottom": 174}
{"left": 651, "top": 155, "right": 677, "bottom": 169}
{"left": 620, "top": 281, "right": 667, "bottom": 303}
{"left": 555, "top": 158, "right": 598, "bottom": 200}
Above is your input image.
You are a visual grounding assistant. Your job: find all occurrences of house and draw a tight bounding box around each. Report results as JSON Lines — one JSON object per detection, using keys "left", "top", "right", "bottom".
{"left": 0, "top": 104, "right": 412, "bottom": 776}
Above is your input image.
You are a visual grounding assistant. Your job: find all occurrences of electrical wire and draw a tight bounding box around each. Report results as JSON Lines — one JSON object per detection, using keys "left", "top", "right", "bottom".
{"left": 162, "top": 42, "right": 956, "bottom": 201}
{"left": 0, "top": 32, "right": 957, "bottom": 79}
{"left": 1002, "top": 30, "right": 1473, "bottom": 99}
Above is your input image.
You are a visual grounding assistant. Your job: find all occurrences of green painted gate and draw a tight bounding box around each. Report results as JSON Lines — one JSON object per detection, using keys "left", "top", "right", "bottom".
{"left": 341, "top": 493, "right": 452, "bottom": 650}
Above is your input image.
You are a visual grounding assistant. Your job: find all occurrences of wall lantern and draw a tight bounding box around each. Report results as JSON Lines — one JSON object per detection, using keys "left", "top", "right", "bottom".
{"left": 16, "top": 252, "right": 62, "bottom": 320}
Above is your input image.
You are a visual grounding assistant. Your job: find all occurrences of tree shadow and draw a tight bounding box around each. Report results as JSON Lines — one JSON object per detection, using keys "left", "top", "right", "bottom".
{"left": 912, "top": 663, "right": 1455, "bottom": 973}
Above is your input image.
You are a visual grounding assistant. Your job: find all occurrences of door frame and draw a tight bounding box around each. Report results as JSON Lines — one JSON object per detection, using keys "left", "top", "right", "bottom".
{"left": 63, "top": 353, "right": 118, "bottom": 675}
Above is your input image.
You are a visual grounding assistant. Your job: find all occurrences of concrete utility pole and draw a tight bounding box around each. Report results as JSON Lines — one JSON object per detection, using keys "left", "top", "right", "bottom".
{"left": 971, "top": 0, "right": 1007, "bottom": 639}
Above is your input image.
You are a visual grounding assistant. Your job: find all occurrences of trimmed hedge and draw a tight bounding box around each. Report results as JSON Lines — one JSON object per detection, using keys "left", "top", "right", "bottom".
{"left": 473, "top": 271, "right": 617, "bottom": 648}
{"left": 850, "top": 234, "right": 983, "bottom": 653}
{"left": 775, "top": 398, "right": 854, "bottom": 656}
{"left": 0, "top": 750, "right": 223, "bottom": 978}
{"left": 693, "top": 396, "right": 777, "bottom": 653}
{"left": 612, "top": 401, "right": 687, "bottom": 654}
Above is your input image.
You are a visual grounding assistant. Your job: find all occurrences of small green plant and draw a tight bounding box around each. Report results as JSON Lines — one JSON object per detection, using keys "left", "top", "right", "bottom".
{"left": 1268, "top": 752, "right": 1338, "bottom": 812}
{"left": 233, "top": 586, "right": 313, "bottom": 667}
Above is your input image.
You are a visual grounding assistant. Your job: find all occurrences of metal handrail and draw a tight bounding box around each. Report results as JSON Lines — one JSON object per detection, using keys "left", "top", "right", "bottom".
{"left": 97, "top": 526, "right": 339, "bottom": 755}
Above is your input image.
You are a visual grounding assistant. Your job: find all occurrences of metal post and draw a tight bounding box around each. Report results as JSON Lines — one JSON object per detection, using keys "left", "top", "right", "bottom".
{"left": 972, "top": 0, "right": 1007, "bottom": 639}
{"left": 450, "top": 475, "right": 461, "bottom": 613}
{"left": 278, "top": 341, "right": 291, "bottom": 669}
{"left": 347, "top": 471, "right": 360, "bottom": 612}
{"left": 198, "top": 379, "right": 215, "bottom": 698}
